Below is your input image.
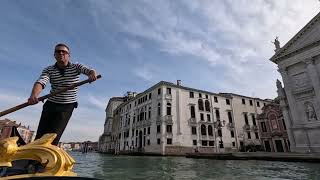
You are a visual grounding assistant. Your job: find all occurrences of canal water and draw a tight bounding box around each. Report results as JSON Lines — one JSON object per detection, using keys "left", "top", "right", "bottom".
{"left": 71, "top": 152, "right": 320, "bottom": 180}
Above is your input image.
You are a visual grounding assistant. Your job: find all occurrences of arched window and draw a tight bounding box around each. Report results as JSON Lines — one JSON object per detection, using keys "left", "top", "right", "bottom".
{"left": 158, "top": 103, "right": 161, "bottom": 116}
{"left": 167, "top": 103, "right": 172, "bottom": 115}
{"left": 198, "top": 99, "right": 204, "bottom": 111}
{"left": 205, "top": 100, "right": 210, "bottom": 112}
{"left": 208, "top": 125, "right": 213, "bottom": 136}
{"left": 190, "top": 106, "right": 195, "bottom": 118}
{"left": 201, "top": 124, "right": 207, "bottom": 135}
{"left": 148, "top": 107, "right": 151, "bottom": 119}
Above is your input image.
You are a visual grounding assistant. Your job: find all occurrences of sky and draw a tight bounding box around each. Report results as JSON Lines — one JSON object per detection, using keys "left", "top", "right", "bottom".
{"left": 0, "top": 0, "right": 319, "bottom": 142}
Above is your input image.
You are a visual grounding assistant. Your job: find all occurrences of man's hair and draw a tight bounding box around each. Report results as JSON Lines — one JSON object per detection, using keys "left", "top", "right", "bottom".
{"left": 55, "top": 43, "right": 70, "bottom": 51}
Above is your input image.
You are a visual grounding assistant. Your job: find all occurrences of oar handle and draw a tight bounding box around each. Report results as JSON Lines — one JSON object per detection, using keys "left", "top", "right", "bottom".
{"left": 0, "top": 75, "right": 102, "bottom": 117}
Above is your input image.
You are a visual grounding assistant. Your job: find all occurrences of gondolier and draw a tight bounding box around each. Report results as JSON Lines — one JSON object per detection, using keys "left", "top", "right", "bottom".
{"left": 28, "top": 43, "right": 97, "bottom": 145}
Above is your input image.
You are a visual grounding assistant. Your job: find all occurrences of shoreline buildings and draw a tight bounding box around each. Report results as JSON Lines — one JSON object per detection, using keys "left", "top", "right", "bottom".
{"left": 0, "top": 118, "right": 35, "bottom": 143}
{"left": 99, "top": 81, "right": 272, "bottom": 155}
{"left": 271, "top": 11, "right": 320, "bottom": 153}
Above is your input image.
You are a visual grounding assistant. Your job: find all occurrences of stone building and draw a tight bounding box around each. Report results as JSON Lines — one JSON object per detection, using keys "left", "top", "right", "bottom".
{"left": 0, "top": 119, "right": 35, "bottom": 143}
{"left": 99, "top": 81, "right": 271, "bottom": 155}
{"left": 257, "top": 101, "right": 289, "bottom": 152}
{"left": 98, "top": 96, "right": 130, "bottom": 153}
{"left": 270, "top": 12, "right": 320, "bottom": 153}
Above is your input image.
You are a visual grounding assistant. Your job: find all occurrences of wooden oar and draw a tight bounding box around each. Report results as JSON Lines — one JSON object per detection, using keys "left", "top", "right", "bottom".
{"left": 0, "top": 75, "right": 102, "bottom": 117}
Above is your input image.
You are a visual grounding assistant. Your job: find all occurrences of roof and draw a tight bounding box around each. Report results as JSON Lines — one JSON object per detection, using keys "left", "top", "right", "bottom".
{"left": 270, "top": 11, "right": 320, "bottom": 63}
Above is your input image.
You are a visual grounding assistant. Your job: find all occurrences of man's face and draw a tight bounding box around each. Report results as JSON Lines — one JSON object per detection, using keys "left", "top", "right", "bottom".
{"left": 54, "top": 46, "right": 70, "bottom": 65}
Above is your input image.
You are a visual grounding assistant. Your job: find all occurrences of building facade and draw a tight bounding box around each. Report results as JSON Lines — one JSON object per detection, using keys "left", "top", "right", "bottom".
{"left": 0, "top": 119, "right": 34, "bottom": 143}
{"left": 257, "top": 102, "right": 289, "bottom": 152}
{"left": 271, "top": 12, "right": 320, "bottom": 153}
{"left": 99, "top": 81, "right": 271, "bottom": 155}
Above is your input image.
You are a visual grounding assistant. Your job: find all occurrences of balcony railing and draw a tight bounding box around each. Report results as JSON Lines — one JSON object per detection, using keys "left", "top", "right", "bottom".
{"left": 164, "top": 115, "right": 173, "bottom": 124}
{"left": 165, "top": 94, "right": 172, "bottom": 100}
{"left": 188, "top": 118, "right": 197, "bottom": 126}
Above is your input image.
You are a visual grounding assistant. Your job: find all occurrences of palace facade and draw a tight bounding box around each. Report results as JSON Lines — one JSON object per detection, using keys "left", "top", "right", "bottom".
{"left": 99, "top": 81, "right": 271, "bottom": 155}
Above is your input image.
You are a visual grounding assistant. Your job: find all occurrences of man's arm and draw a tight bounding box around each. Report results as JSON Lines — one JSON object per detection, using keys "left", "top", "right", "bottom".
{"left": 28, "top": 83, "right": 43, "bottom": 105}
{"left": 88, "top": 70, "right": 97, "bottom": 82}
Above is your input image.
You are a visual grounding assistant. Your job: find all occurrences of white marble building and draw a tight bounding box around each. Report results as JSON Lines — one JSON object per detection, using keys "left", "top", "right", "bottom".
{"left": 271, "top": 12, "right": 320, "bottom": 153}
{"left": 99, "top": 81, "right": 271, "bottom": 155}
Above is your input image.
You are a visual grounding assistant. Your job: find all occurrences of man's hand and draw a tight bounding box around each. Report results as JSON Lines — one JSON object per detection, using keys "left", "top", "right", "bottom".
{"left": 88, "top": 70, "right": 97, "bottom": 82}
{"left": 28, "top": 95, "right": 39, "bottom": 105}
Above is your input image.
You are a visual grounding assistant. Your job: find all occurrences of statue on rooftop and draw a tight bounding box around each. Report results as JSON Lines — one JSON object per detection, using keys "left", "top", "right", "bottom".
{"left": 272, "top": 37, "right": 281, "bottom": 52}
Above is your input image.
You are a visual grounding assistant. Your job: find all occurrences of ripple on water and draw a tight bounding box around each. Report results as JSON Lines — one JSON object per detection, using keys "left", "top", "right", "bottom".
{"left": 69, "top": 152, "right": 320, "bottom": 180}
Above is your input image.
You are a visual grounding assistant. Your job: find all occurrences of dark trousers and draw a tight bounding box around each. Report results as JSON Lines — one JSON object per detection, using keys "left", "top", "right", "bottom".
{"left": 35, "top": 100, "right": 76, "bottom": 145}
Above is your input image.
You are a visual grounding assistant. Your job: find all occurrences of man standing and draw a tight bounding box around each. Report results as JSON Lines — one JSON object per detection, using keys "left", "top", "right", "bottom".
{"left": 28, "top": 43, "right": 97, "bottom": 145}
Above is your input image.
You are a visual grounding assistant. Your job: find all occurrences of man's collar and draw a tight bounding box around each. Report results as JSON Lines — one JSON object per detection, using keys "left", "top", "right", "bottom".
{"left": 54, "top": 62, "right": 71, "bottom": 69}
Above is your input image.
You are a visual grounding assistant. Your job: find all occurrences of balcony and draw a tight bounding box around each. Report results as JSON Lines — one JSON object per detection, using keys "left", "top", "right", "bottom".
{"left": 156, "top": 116, "right": 162, "bottom": 124}
{"left": 164, "top": 115, "right": 173, "bottom": 124}
{"left": 243, "top": 124, "right": 250, "bottom": 131}
{"left": 188, "top": 118, "right": 197, "bottom": 126}
{"left": 251, "top": 125, "right": 258, "bottom": 132}
{"left": 227, "top": 123, "right": 235, "bottom": 130}
{"left": 165, "top": 94, "right": 172, "bottom": 100}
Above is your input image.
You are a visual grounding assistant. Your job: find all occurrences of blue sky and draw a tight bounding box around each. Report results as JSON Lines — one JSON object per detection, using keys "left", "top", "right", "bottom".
{"left": 0, "top": 0, "right": 319, "bottom": 142}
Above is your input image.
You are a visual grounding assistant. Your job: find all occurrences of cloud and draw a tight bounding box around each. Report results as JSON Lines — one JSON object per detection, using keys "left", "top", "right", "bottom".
{"left": 133, "top": 66, "right": 154, "bottom": 81}
{"left": 87, "top": 94, "right": 107, "bottom": 110}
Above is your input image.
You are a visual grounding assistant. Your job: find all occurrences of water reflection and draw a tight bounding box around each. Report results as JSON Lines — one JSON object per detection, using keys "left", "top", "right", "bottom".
{"left": 71, "top": 152, "right": 320, "bottom": 180}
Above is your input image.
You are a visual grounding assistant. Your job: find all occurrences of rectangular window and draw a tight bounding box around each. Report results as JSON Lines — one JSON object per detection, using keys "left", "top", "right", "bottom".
{"left": 230, "top": 130, "right": 234, "bottom": 138}
{"left": 144, "top": 128, "right": 146, "bottom": 135}
{"left": 166, "top": 125, "right": 172, "bottom": 133}
{"left": 257, "top": 101, "right": 260, "bottom": 107}
{"left": 193, "top": 140, "right": 197, "bottom": 146}
{"left": 207, "top": 114, "right": 211, "bottom": 122}
{"left": 218, "top": 129, "right": 222, "bottom": 137}
{"left": 232, "top": 142, "right": 236, "bottom": 147}
{"left": 226, "top": 99, "right": 230, "bottom": 105}
{"left": 143, "top": 136, "right": 146, "bottom": 146}
{"left": 158, "top": 88, "right": 161, "bottom": 95}
{"left": 252, "top": 114, "right": 256, "bottom": 126}
{"left": 215, "top": 109, "right": 220, "bottom": 120}
{"left": 149, "top": 93, "right": 152, "bottom": 99}
{"left": 147, "top": 139, "right": 150, "bottom": 145}
{"left": 228, "top": 111, "right": 233, "bottom": 123}
{"left": 247, "top": 132, "right": 251, "bottom": 139}
{"left": 242, "top": 99, "right": 246, "bottom": 105}
{"left": 249, "top": 100, "right": 253, "bottom": 106}
{"left": 200, "top": 113, "right": 204, "bottom": 121}
{"left": 209, "top": 141, "right": 214, "bottom": 146}
{"left": 157, "top": 125, "right": 161, "bottom": 133}
{"left": 202, "top": 140, "right": 208, "bottom": 146}
{"left": 192, "top": 127, "right": 197, "bottom": 135}
{"left": 205, "top": 94, "right": 209, "bottom": 99}
{"left": 264, "top": 103, "right": 266, "bottom": 107}
{"left": 255, "top": 132, "right": 259, "bottom": 139}
{"left": 157, "top": 138, "right": 161, "bottom": 145}
{"left": 147, "top": 127, "right": 150, "bottom": 134}
{"left": 261, "top": 122, "right": 267, "bottom": 132}
{"left": 199, "top": 93, "right": 202, "bottom": 98}
{"left": 166, "top": 88, "right": 171, "bottom": 94}
{"left": 190, "top": 106, "right": 195, "bottom": 118}
{"left": 167, "top": 138, "right": 172, "bottom": 145}
{"left": 189, "top": 92, "right": 194, "bottom": 98}
{"left": 214, "top": 96, "right": 218, "bottom": 103}
{"left": 244, "top": 113, "right": 249, "bottom": 125}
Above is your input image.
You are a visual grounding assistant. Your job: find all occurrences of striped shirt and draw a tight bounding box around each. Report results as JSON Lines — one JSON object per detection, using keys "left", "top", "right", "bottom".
{"left": 36, "top": 62, "right": 93, "bottom": 104}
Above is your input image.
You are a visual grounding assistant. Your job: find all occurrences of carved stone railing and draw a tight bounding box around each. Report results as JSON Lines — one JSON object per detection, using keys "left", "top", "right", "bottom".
{"left": 165, "top": 94, "right": 172, "bottom": 100}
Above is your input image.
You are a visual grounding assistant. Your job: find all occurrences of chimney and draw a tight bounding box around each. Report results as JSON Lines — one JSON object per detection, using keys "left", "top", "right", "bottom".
{"left": 177, "top": 80, "right": 181, "bottom": 86}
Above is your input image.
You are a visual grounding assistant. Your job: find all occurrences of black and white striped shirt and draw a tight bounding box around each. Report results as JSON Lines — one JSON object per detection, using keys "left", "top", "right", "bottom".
{"left": 36, "top": 62, "right": 93, "bottom": 104}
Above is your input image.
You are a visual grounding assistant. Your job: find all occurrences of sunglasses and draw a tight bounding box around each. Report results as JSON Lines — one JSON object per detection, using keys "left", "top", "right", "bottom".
{"left": 55, "top": 50, "right": 69, "bottom": 54}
